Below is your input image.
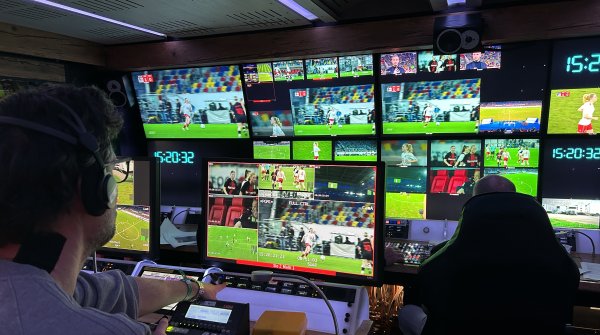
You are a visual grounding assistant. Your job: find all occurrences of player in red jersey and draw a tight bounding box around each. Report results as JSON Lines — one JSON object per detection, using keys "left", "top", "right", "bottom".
{"left": 230, "top": 96, "right": 248, "bottom": 138}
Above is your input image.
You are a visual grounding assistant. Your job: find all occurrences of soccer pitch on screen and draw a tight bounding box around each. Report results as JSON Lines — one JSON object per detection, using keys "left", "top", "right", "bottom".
{"left": 116, "top": 179, "right": 133, "bottom": 205}
{"left": 548, "top": 88, "right": 600, "bottom": 134}
{"left": 383, "top": 121, "right": 477, "bottom": 134}
{"left": 335, "top": 154, "right": 377, "bottom": 162}
{"left": 480, "top": 105, "right": 541, "bottom": 122}
{"left": 207, "top": 225, "right": 258, "bottom": 262}
{"left": 339, "top": 70, "right": 373, "bottom": 78}
{"left": 143, "top": 124, "right": 250, "bottom": 139}
{"left": 294, "top": 124, "right": 374, "bottom": 136}
{"left": 257, "top": 247, "right": 369, "bottom": 276}
{"left": 256, "top": 63, "right": 274, "bottom": 82}
{"left": 104, "top": 208, "right": 149, "bottom": 252}
{"left": 253, "top": 144, "right": 290, "bottom": 160}
{"left": 257, "top": 166, "right": 316, "bottom": 192}
{"left": 385, "top": 192, "right": 426, "bottom": 219}
{"left": 293, "top": 141, "right": 333, "bottom": 160}
{"left": 483, "top": 168, "right": 538, "bottom": 197}
{"left": 483, "top": 148, "right": 539, "bottom": 168}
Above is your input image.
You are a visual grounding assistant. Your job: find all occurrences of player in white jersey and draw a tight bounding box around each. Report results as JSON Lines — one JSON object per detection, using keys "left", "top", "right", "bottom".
{"left": 298, "top": 166, "right": 307, "bottom": 191}
{"left": 313, "top": 142, "right": 321, "bottom": 160}
{"left": 180, "top": 98, "right": 193, "bottom": 130}
{"left": 276, "top": 168, "right": 286, "bottom": 190}
{"left": 502, "top": 150, "right": 511, "bottom": 169}
{"left": 298, "top": 228, "right": 317, "bottom": 260}
{"left": 327, "top": 108, "right": 336, "bottom": 130}
{"left": 423, "top": 103, "right": 434, "bottom": 127}
{"left": 521, "top": 148, "right": 530, "bottom": 166}
{"left": 577, "top": 93, "right": 598, "bottom": 134}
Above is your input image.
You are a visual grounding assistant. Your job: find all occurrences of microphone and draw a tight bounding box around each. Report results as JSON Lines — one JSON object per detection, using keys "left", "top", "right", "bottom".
{"left": 251, "top": 270, "right": 339, "bottom": 335}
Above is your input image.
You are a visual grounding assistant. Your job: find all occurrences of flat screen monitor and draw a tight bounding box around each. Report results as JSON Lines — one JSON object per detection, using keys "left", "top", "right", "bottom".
{"left": 305, "top": 57, "right": 339, "bottom": 80}
{"left": 334, "top": 140, "right": 377, "bottom": 161}
{"left": 292, "top": 140, "right": 333, "bottom": 161}
{"left": 381, "top": 79, "right": 481, "bottom": 135}
{"left": 380, "top": 140, "right": 428, "bottom": 167}
{"left": 380, "top": 52, "right": 417, "bottom": 76}
{"left": 548, "top": 88, "right": 600, "bottom": 135}
{"left": 339, "top": 55, "right": 374, "bottom": 78}
{"left": 417, "top": 51, "right": 458, "bottom": 73}
{"left": 253, "top": 141, "right": 291, "bottom": 160}
{"left": 202, "top": 159, "right": 383, "bottom": 285}
{"left": 459, "top": 46, "right": 502, "bottom": 71}
{"left": 130, "top": 65, "right": 248, "bottom": 139}
{"left": 541, "top": 138, "right": 600, "bottom": 229}
{"left": 100, "top": 157, "right": 160, "bottom": 259}
{"left": 482, "top": 139, "right": 539, "bottom": 197}
{"left": 478, "top": 101, "right": 542, "bottom": 134}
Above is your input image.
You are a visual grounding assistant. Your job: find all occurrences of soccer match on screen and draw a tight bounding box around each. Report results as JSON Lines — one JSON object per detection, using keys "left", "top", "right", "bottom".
{"left": 479, "top": 101, "right": 542, "bottom": 134}
{"left": 131, "top": 66, "right": 249, "bottom": 139}
{"left": 103, "top": 205, "right": 150, "bottom": 252}
{"left": 385, "top": 166, "right": 427, "bottom": 219}
{"left": 483, "top": 139, "right": 540, "bottom": 168}
{"left": 548, "top": 88, "right": 600, "bottom": 134}
{"left": 382, "top": 79, "right": 480, "bottom": 134}
{"left": 339, "top": 55, "right": 373, "bottom": 77}
{"left": 483, "top": 168, "right": 538, "bottom": 197}
{"left": 289, "top": 84, "right": 376, "bottom": 136}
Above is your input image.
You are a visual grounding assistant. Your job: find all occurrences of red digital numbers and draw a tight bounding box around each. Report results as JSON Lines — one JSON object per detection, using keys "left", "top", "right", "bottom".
{"left": 137, "top": 74, "right": 154, "bottom": 83}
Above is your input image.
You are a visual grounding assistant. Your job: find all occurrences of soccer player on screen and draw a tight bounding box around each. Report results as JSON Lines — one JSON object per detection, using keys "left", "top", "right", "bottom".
{"left": 313, "top": 142, "right": 321, "bottom": 160}
{"left": 276, "top": 167, "right": 286, "bottom": 190}
{"left": 444, "top": 145, "right": 457, "bottom": 167}
{"left": 230, "top": 96, "right": 248, "bottom": 138}
{"left": 577, "top": 93, "right": 598, "bottom": 134}
{"left": 496, "top": 148, "right": 504, "bottom": 167}
{"left": 293, "top": 166, "right": 300, "bottom": 189}
{"left": 271, "top": 116, "right": 285, "bottom": 136}
{"left": 327, "top": 107, "right": 336, "bottom": 130}
{"left": 357, "top": 233, "right": 373, "bottom": 275}
{"left": 502, "top": 149, "right": 511, "bottom": 169}
{"left": 428, "top": 57, "right": 439, "bottom": 73}
{"left": 522, "top": 147, "right": 530, "bottom": 166}
{"left": 400, "top": 143, "right": 418, "bottom": 166}
{"left": 222, "top": 170, "right": 238, "bottom": 195}
{"left": 517, "top": 146, "right": 524, "bottom": 164}
{"left": 423, "top": 103, "right": 434, "bottom": 127}
{"left": 298, "top": 228, "right": 317, "bottom": 261}
{"left": 466, "top": 52, "right": 488, "bottom": 70}
{"left": 385, "top": 54, "right": 405, "bottom": 75}
{"left": 485, "top": 144, "right": 491, "bottom": 158}
{"left": 180, "top": 98, "right": 193, "bottom": 130}
{"left": 298, "top": 166, "right": 307, "bottom": 191}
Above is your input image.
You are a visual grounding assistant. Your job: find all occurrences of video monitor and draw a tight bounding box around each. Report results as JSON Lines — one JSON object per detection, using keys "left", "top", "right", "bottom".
{"left": 273, "top": 60, "right": 305, "bottom": 81}
{"left": 381, "top": 140, "right": 428, "bottom": 167}
{"left": 242, "top": 63, "right": 276, "bottom": 102}
{"left": 380, "top": 52, "right": 417, "bottom": 76}
{"left": 339, "top": 55, "right": 374, "bottom": 77}
{"left": 430, "top": 139, "right": 482, "bottom": 169}
{"left": 334, "top": 140, "right": 377, "bottom": 161}
{"left": 249, "top": 110, "right": 294, "bottom": 137}
{"left": 548, "top": 88, "right": 600, "bottom": 134}
{"left": 131, "top": 65, "right": 249, "bottom": 139}
{"left": 253, "top": 141, "right": 291, "bottom": 160}
{"left": 542, "top": 198, "right": 600, "bottom": 230}
{"left": 483, "top": 139, "right": 539, "bottom": 168}
{"left": 459, "top": 46, "right": 502, "bottom": 70}
{"left": 478, "top": 101, "right": 542, "bottom": 134}
{"left": 385, "top": 166, "right": 427, "bottom": 220}
{"left": 305, "top": 57, "right": 339, "bottom": 80}
{"left": 381, "top": 79, "right": 481, "bottom": 135}
{"left": 483, "top": 168, "right": 538, "bottom": 197}
{"left": 203, "top": 159, "right": 382, "bottom": 284}
{"left": 100, "top": 157, "right": 159, "bottom": 258}
{"left": 417, "top": 51, "right": 458, "bottom": 73}
{"left": 292, "top": 140, "right": 333, "bottom": 161}
{"left": 541, "top": 138, "right": 600, "bottom": 201}
{"left": 290, "top": 85, "right": 376, "bottom": 136}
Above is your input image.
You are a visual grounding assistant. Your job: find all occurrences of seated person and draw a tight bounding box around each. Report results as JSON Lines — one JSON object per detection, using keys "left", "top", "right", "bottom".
{"left": 0, "top": 85, "right": 225, "bottom": 335}
{"left": 395, "top": 175, "right": 580, "bottom": 335}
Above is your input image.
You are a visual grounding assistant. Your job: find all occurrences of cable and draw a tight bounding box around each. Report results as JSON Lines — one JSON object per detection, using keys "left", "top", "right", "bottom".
{"left": 251, "top": 270, "right": 339, "bottom": 335}
{"left": 572, "top": 230, "right": 596, "bottom": 256}
{"left": 170, "top": 208, "right": 190, "bottom": 224}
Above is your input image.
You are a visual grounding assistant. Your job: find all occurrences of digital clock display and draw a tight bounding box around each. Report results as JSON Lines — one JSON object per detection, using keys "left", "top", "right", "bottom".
{"left": 551, "top": 147, "right": 600, "bottom": 160}
{"left": 153, "top": 151, "right": 195, "bottom": 164}
{"left": 565, "top": 54, "right": 600, "bottom": 73}
{"left": 551, "top": 37, "right": 600, "bottom": 88}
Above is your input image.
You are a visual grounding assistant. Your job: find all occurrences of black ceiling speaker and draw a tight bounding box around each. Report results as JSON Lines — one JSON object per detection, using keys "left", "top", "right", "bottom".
{"left": 433, "top": 13, "right": 483, "bottom": 55}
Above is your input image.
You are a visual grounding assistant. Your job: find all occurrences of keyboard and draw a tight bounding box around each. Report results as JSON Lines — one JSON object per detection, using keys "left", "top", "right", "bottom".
{"left": 385, "top": 240, "right": 433, "bottom": 265}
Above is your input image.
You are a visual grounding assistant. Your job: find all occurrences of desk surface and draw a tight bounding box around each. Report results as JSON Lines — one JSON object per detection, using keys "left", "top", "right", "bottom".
{"left": 385, "top": 252, "right": 600, "bottom": 293}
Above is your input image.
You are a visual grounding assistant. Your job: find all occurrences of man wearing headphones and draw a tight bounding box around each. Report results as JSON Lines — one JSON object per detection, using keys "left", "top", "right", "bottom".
{"left": 0, "top": 85, "right": 225, "bottom": 335}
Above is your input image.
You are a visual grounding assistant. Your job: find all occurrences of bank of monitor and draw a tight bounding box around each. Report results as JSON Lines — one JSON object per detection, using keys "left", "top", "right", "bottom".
{"left": 99, "top": 157, "right": 160, "bottom": 259}
{"left": 244, "top": 54, "right": 377, "bottom": 138}
{"left": 130, "top": 65, "right": 248, "bottom": 139}
{"left": 202, "top": 159, "right": 383, "bottom": 284}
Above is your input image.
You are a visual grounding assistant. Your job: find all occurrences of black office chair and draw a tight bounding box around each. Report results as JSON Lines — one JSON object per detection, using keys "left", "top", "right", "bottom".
{"left": 416, "top": 192, "right": 580, "bottom": 335}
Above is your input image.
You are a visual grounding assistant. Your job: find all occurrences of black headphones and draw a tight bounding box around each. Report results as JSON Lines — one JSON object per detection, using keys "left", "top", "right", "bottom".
{"left": 0, "top": 96, "right": 117, "bottom": 216}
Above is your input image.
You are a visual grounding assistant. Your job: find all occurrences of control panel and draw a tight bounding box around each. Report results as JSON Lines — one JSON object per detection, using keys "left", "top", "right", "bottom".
{"left": 385, "top": 240, "right": 434, "bottom": 266}
{"left": 82, "top": 257, "right": 139, "bottom": 275}
{"left": 166, "top": 300, "right": 249, "bottom": 335}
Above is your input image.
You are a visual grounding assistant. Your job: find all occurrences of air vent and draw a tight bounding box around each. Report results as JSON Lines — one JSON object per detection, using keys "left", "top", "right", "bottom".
{"left": 72, "top": 0, "right": 143, "bottom": 13}
{"left": 227, "top": 10, "right": 296, "bottom": 28}
{"left": 146, "top": 20, "right": 216, "bottom": 34}
{"left": 6, "top": 6, "right": 66, "bottom": 20}
{"left": 0, "top": 0, "right": 23, "bottom": 12}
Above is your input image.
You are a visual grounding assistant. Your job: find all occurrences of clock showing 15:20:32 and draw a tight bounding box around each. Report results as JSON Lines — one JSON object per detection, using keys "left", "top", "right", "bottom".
{"left": 565, "top": 54, "right": 600, "bottom": 73}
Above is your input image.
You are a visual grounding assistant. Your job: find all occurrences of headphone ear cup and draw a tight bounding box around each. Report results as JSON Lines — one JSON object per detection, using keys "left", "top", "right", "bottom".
{"left": 81, "top": 163, "right": 114, "bottom": 216}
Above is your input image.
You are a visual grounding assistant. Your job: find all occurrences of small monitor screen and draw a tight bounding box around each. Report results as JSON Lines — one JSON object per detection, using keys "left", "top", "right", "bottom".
{"left": 273, "top": 60, "right": 305, "bottom": 81}
{"left": 204, "top": 160, "right": 381, "bottom": 283}
{"left": 130, "top": 65, "right": 248, "bottom": 139}
{"left": 292, "top": 140, "right": 333, "bottom": 161}
{"left": 339, "top": 55, "right": 374, "bottom": 77}
{"left": 380, "top": 140, "right": 427, "bottom": 167}
{"left": 380, "top": 52, "right": 417, "bottom": 76}
{"left": 100, "top": 158, "right": 159, "bottom": 258}
{"left": 542, "top": 198, "right": 600, "bottom": 229}
{"left": 249, "top": 110, "right": 294, "bottom": 137}
{"left": 305, "top": 57, "right": 339, "bottom": 80}
{"left": 185, "top": 305, "right": 232, "bottom": 324}
{"left": 459, "top": 46, "right": 502, "bottom": 70}
{"left": 548, "top": 88, "right": 600, "bottom": 134}
{"left": 385, "top": 166, "right": 427, "bottom": 220}
{"left": 381, "top": 79, "right": 480, "bottom": 135}
{"left": 253, "top": 141, "right": 291, "bottom": 160}
{"left": 482, "top": 139, "right": 539, "bottom": 197}
{"left": 334, "top": 140, "right": 377, "bottom": 161}
{"left": 478, "top": 101, "right": 542, "bottom": 134}
{"left": 417, "top": 51, "right": 458, "bottom": 73}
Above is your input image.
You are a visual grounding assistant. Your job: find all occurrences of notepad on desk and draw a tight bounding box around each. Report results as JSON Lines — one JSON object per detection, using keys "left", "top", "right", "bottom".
{"left": 580, "top": 262, "right": 600, "bottom": 281}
